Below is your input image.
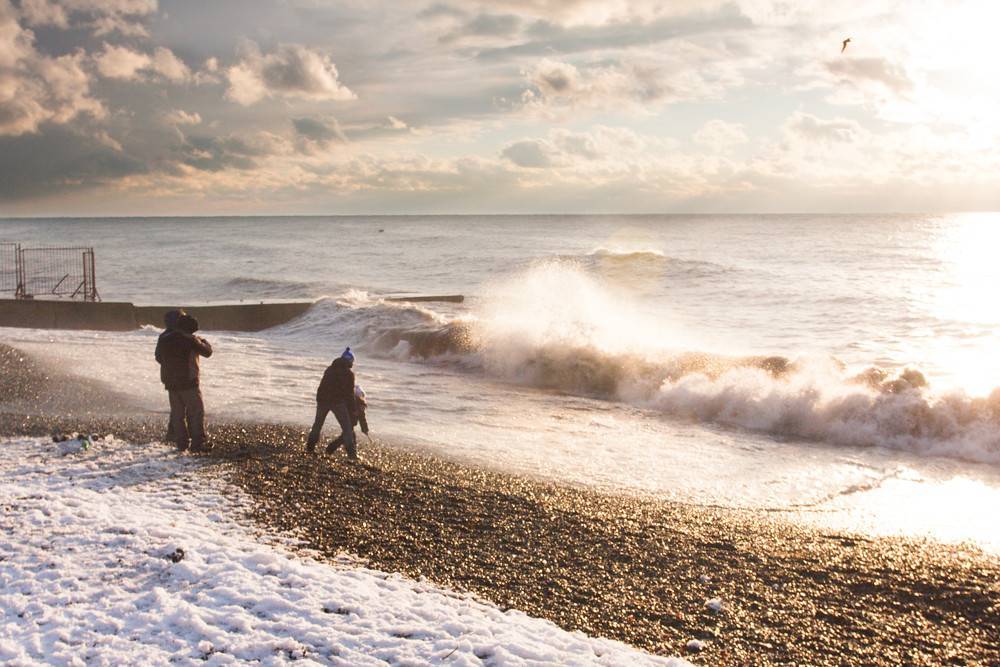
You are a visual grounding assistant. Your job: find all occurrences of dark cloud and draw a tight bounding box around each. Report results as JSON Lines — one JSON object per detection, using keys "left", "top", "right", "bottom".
{"left": 502, "top": 139, "right": 552, "bottom": 167}
{"left": 0, "top": 124, "right": 146, "bottom": 199}
{"left": 180, "top": 133, "right": 282, "bottom": 171}
{"left": 476, "top": 6, "right": 751, "bottom": 61}
{"left": 292, "top": 116, "right": 346, "bottom": 152}
{"left": 440, "top": 13, "right": 521, "bottom": 44}
{"left": 417, "top": 3, "right": 466, "bottom": 20}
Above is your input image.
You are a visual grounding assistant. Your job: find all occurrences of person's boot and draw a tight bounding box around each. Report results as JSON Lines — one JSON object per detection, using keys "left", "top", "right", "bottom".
{"left": 325, "top": 436, "right": 343, "bottom": 455}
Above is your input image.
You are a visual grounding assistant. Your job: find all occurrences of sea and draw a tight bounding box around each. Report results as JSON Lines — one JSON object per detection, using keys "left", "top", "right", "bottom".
{"left": 2, "top": 214, "right": 1000, "bottom": 550}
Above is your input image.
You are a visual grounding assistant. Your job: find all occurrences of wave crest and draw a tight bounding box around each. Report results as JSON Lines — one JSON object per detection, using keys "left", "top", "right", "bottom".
{"left": 277, "top": 265, "right": 1000, "bottom": 465}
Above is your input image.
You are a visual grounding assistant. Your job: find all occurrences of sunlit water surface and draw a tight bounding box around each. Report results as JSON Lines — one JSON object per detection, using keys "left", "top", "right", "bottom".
{"left": 3, "top": 214, "right": 1000, "bottom": 551}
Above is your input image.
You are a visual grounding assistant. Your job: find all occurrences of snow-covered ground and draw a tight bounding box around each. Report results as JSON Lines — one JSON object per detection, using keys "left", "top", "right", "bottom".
{"left": 0, "top": 436, "right": 690, "bottom": 666}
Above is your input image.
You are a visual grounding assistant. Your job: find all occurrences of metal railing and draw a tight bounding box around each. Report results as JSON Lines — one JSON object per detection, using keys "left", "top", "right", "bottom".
{"left": 0, "top": 243, "right": 100, "bottom": 302}
{"left": 0, "top": 243, "right": 16, "bottom": 295}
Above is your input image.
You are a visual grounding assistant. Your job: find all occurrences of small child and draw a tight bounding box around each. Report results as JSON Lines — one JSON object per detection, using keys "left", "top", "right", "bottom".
{"left": 326, "top": 385, "right": 370, "bottom": 453}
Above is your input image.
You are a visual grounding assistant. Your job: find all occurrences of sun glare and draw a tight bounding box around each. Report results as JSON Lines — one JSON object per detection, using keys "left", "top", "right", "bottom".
{"left": 927, "top": 212, "right": 1000, "bottom": 394}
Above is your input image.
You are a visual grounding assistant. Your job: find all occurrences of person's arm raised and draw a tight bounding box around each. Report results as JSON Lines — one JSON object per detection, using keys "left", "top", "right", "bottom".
{"left": 192, "top": 335, "right": 213, "bottom": 358}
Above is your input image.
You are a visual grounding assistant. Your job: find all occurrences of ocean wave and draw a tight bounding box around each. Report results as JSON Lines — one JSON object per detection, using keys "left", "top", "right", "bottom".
{"left": 277, "top": 266, "right": 1000, "bottom": 465}
{"left": 553, "top": 248, "right": 736, "bottom": 283}
{"left": 221, "top": 276, "right": 327, "bottom": 299}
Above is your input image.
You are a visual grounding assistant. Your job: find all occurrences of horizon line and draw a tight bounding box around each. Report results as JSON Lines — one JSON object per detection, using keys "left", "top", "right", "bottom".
{"left": 2, "top": 211, "right": 999, "bottom": 221}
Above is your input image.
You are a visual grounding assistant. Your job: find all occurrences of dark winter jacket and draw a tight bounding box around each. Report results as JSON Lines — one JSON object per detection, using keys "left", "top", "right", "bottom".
{"left": 316, "top": 357, "right": 356, "bottom": 408}
{"left": 155, "top": 330, "right": 213, "bottom": 390}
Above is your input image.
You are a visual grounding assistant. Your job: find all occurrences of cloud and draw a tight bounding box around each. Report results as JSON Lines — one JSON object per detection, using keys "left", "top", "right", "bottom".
{"left": 225, "top": 42, "right": 356, "bottom": 106}
{"left": 439, "top": 13, "right": 522, "bottom": 44}
{"left": 694, "top": 120, "right": 749, "bottom": 151}
{"left": 94, "top": 43, "right": 150, "bottom": 79}
{"left": 519, "top": 58, "right": 671, "bottom": 115}
{"left": 0, "top": 124, "right": 145, "bottom": 199}
{"left": 150, "top": 46, "right": 191, "bottom": 83}
{"left": 824, "top": 58, "right": 913, "bottom": 94}
{"left": 94, "top": 43, "right": 190, "bottom": 82}
{"left": 178, "top": 131, "right": 289, "bottom": 172}
{"left": 160, "top": 109, "right": 201, "bottom": 126}
{"left": 502, "top": 126, "right": 646, "bottom": 169}
{"left": 0, "top": 2, "right": 104, "bottom": 136}
{"left": 417, "top": 3, "right": 467, "bottom": 21}
{"left": 292, "top": 116, "right": 346, "bottom": 153}
{"left": 17, "top": 0, "right": 158, "bottom": 36}
{"left": 502, "top": 139, "right": 553, "bottom": 167}
{"left": 474, "top": 5, "right": 749, "bottom": 61}
{"left": 18, "top": 0, "right": 69, "bottom": 28}
{"left": 783, "top": 112, "right": 862, "bottom": 145}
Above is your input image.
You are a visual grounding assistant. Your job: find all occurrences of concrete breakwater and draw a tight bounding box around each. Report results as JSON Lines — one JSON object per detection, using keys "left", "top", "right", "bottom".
{"left": 0, "top": 295, "right": 464, "bottom": 332}
{"left": 0, "top": 299, "right": 314, "bottom": 332}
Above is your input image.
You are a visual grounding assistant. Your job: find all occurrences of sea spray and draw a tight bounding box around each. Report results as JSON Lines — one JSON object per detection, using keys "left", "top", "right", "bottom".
{"left": 265, "top": 264, "right": 1000, "bottom": 465}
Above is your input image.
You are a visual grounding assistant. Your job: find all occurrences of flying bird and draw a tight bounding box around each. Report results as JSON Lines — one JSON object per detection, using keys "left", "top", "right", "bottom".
{"left": 841, "top": 37, "right": 851, "bottom": 53}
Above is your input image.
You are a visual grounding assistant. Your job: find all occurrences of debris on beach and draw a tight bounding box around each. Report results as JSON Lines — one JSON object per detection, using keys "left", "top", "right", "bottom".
{"left": 705, "top": 597, "right": 724, "bottom": 613}
{"left": 685, "top": 639, "right": 705, "bottom": 653}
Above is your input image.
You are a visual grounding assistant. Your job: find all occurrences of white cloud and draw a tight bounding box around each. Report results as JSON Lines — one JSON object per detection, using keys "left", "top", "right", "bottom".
{"left": 225, "top": 42, "right": 356, "bottom": 106}
{"left": 17, "top": 0, "right": 158, "bottom": 36}
{"left": 94, "top": 43, "right": 150, "bottom": 80}
{"left": 161, "top": 109, "right": 201, "bottom": 126}
{"left": 520, "top": 58, "right": 664, "bottom": 115}
{"left": 94, "top": 43, "right": 189, "bottom": 83}
{"left": 18, "top": 0, "right": 69, "bottom": 28}
{"left": 694, "top": 120, "right": 749, "bottom": 152}
{"left": 0, "top": 1, "right": 104, "bottom": 136}
{"left": 150, "top": 46, "right": 190, "bottom": 83}
{"left": 782, "top": 112, "right": 862, "bottom": 145}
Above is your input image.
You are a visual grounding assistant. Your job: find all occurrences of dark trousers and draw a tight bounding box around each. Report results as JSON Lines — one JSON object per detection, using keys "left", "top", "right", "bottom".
{"left": 168, "top": 387, "right": 206, "bottom": 450}
{"left": 307, "top": 401, "right": 356, "bottom": 457}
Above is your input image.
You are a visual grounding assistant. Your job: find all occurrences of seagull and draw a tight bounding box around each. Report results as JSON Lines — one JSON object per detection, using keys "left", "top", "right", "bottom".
{"left": 841, "top": 37, "right": 851, "bottom": 53}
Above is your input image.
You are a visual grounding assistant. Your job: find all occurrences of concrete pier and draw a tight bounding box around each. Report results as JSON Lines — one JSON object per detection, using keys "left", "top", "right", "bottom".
{"left": 0, "top": 299, "right": 313, "bottom": 332}
{"left": 0, "top": 294, "right": 463, "bottom": 332}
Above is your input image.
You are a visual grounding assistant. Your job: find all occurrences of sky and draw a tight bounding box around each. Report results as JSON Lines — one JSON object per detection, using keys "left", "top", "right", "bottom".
{"left": 0, "top": 0, "right": 998, "bottom": 216}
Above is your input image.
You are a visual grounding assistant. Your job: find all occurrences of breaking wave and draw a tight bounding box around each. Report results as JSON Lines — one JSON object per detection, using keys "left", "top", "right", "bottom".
{"left": 548, "top": 248, "right": 739, "bottom": 287}
{"left": 277, "top": 266, "right": 1000, "bottom": 466}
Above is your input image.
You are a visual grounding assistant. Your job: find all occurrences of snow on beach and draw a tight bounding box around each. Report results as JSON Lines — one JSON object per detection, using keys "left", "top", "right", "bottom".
{"left": 0, "top": 436, "right": 690, "bottom": 666}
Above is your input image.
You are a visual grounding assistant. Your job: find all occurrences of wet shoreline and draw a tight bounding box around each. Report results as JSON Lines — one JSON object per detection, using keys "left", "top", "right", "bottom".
{"left": 2, "top": 342, "right": 999, "bottom": 664}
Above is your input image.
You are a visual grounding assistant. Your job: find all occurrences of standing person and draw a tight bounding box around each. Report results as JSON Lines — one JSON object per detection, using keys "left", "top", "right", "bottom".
{"left": 327, "top": 384, "right": 370, "bottom": 452}
{"left": 306, "top": 347, "right": 359, "bottom": 460}
{"left": 155, "top": 310, "right": 213, "bottom": 452}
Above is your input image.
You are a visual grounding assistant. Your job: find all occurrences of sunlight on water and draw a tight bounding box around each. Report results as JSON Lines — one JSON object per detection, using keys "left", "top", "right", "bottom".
{"left": 5, "top": 214, "right": 1000, "bottom": 552}
{"left": 929, "top": 212, "right": 1000, "bottom": 395}
{"left": 809, "top": 470, "right": 1000, "bottom": 553}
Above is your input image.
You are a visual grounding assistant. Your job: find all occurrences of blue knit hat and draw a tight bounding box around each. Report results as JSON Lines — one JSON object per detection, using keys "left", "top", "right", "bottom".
{"left": 341, "top": 347, "right": 355, "bottom": 363}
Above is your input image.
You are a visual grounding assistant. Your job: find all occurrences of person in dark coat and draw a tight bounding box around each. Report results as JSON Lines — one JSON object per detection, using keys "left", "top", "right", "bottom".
{"left": 328, "top": 384, "right": 369, "bottom": 452}
{"left": 155, "top": 310, "right": 213, "bottom": 452}
{"left": 306, "top": 347, "right": 359, "bottom": 460}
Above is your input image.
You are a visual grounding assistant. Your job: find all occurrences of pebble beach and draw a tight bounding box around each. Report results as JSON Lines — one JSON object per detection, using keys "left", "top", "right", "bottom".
{"left": 2, "top": 342, "right": 998, "bottom": 665}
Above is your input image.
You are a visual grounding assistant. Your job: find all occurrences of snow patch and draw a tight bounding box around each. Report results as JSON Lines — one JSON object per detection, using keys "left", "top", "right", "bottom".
{"left": 0, "top": 437, "right": 690, "bottom": 665}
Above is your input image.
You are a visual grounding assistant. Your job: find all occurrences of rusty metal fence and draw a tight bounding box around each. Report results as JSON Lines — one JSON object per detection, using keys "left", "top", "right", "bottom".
{"left": 0, "top": 243, "right": 100, "bottom": 301}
